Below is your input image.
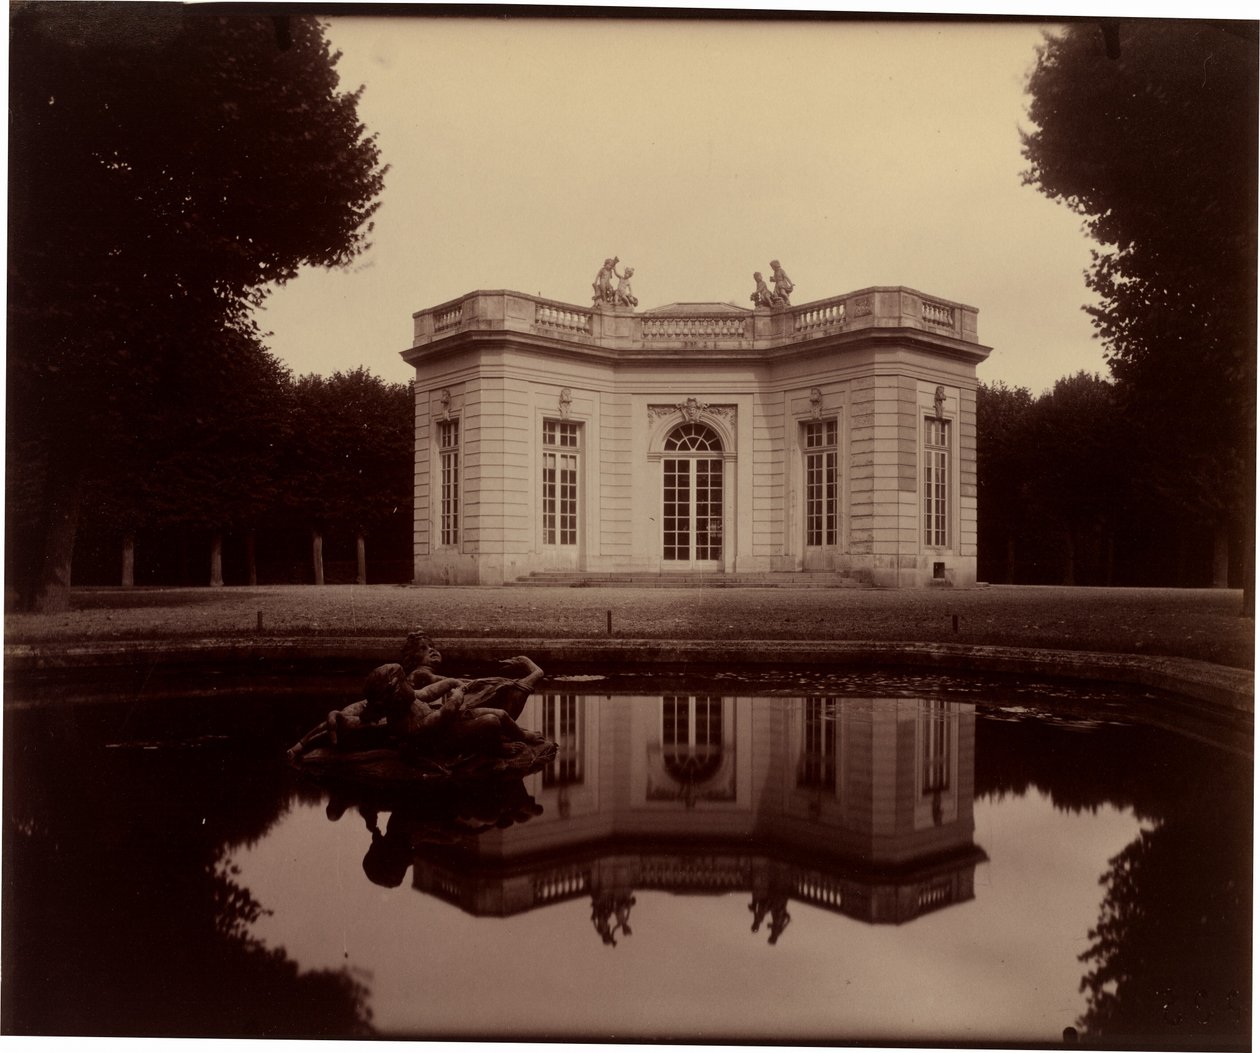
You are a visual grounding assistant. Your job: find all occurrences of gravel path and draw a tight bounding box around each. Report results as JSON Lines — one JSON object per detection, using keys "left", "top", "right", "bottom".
{"left": 5, "top": 583, "right": 1252, "bottom": 670}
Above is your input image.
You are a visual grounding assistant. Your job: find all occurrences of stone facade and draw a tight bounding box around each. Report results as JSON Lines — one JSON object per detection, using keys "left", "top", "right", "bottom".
{"left": 401, "top": 286, "right": 990, "bottom": 586}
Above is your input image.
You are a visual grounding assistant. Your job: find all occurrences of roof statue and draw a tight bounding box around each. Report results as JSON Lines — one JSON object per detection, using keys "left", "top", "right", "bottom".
{"left": 769, "top": 259, "right": 794, "bottom": 306}
{"left": 750, "top": 271, "right": 774, "bottom": 309}
{"left": 593, "top": 256, "right": 637, "bottom": 309}
{"left": 592, "top": 256, "right": 618, "bottom": 306}
{"left": 613, "top": 265, "right": 638, "bottom": 308}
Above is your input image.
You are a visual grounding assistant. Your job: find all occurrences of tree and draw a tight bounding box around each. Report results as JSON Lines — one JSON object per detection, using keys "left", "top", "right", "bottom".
{"left": 976, "top": 381, "right": 1036, "bottom": 583}
{"left": 1029, "top": 372, "right": 1126, "bottom": 585}
{"left": 137, "top": 335, "right": 295, "bottom": 587}
{"left": 8, "top": 5, "right": 387, "bottom": 610}
{"left": 1075, "top": 764, "right": 1252, "bottom": 1043}
{"left": 1021, "top": 22, "right": 1257, "bottom": 599}
{"left": 284, "top": 369, "right": 413, "bottom": 585}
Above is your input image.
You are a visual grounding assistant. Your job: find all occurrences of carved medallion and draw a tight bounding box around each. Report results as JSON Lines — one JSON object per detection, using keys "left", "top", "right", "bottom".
{"left": 678, "top": 396, "right": 707, "bottom": 422}
{"left": 647, "top": 401, "right": 737, "bottom": 429}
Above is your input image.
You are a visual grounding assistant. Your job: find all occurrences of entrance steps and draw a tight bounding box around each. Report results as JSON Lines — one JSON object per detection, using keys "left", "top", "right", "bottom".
{"left": 509, "top": 570, "right": 870, "bottom": 589}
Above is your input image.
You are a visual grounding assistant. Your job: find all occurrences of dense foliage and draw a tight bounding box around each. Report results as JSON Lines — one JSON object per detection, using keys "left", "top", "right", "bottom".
{"left": 7, "top": 4, "right": 387, "bottom": 608}
{"left": 1020, "top": 21, "right": 1257, "bottom": 593}
{"left": 45, "top": 363, "right": 415, "bottom": 588}
{"left": 977, "top": 374, "right": 1242, "bottom": 586}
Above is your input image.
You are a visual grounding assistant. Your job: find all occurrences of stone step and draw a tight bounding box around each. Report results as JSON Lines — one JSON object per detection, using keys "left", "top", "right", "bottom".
{"left": 508, "top": 571, "right": 870, "bottom": 588}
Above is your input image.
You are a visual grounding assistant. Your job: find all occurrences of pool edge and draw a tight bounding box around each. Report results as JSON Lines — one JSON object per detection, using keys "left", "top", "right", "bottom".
{"left": 4, "top": 637, "right": 1252, "bottom": 717}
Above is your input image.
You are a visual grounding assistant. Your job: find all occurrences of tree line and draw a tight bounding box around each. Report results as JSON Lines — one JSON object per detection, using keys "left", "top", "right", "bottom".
{"left": 978, "top": 372, "right": 1248, "bottom": 587}
{"left": 7, "top": 358, "right": 414, "bottom": 592}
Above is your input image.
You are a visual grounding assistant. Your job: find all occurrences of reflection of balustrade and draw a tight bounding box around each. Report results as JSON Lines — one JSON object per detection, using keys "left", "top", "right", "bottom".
{"left": 638, "top": 856, "right": 748, "bottom": 891}
{"left": 535, "top": 304, "right": 592, "bottom": 333}
{"left": 642, "top": 316, "right": 748, "bottom": 340}
{"left": 919, "top": 299, "right": 955, "bottom": 328}
{"left": 433, "top": 305, "right": 463, "bottom": 332}
{"left": 915, "top": 878, "right": 954, "bottom": 912}
{"left": 425, "top": 869, "right": 463, "bottom": 906}
{"left": 793, "top": 301, "right": 846, "bottom": 333}
{"left": 793, "top": 871, "right": 844, "bottom": 909}
{"left": 534, "top": 865, "right": 589, "bottom": 905}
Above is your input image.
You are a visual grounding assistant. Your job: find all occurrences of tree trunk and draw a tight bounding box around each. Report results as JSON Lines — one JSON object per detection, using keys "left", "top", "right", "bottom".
{"left": 1211, "top": 523, "right": 1230, "bottom": 588}
{"left": 245, "top": 530, "right": 258, "bottom": 586}
{"left": 31, "top": 443, "right": 86, "bottom": 613}
{"left": 121, "top": 532, "right": 135, "bottom": 588}
{"left": 1062, "top": 529, "right": 1076, "bottom": 586}
{"left": 356, "top": 531, "right": 367, "bottom": 585}
{"left": 312, "top": 528, "right": 325, "bottom": 586}
{"left": 209, "top": 532, "right": 224, "bottom": 587}
{"left": 1243, "top": 507, "right": 1255, "bottom": 616}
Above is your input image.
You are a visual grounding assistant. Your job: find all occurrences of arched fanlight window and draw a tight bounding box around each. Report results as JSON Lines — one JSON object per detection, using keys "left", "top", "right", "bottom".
{"left": 662, "top": 696, "right": 725, "bottom": 786}
{"left": 664, "top": 422, "right": 722, "bottom": 452}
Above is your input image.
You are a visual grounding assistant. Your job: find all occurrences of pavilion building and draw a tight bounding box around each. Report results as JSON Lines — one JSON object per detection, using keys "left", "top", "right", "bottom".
{"left": 401, "top": 282, "right": 990, "bottom": 587}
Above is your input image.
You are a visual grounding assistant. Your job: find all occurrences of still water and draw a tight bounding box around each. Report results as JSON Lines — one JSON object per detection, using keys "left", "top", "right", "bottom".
{"left": 3, "top": 673, "right": 1251, "bottom": 1046}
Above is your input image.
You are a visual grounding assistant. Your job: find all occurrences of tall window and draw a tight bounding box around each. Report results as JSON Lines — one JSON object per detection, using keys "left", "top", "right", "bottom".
{"left": 542, "top": 693, "right": 583, "bottom": 787}
{"left": 799, "top": 696, "right": 838, "bottom": 789}
{"left": 661, "top": 695, "right": 724, "bottom": 781}
{"left": 919, "top": 700, "right": 951, "bottom": 794}
{"left": 662, "top": 422, "right": 723, "bottom": 562}
{"left": 923, "top": 417, "right": 950, "bottom": 547}
{"left": 804, "top": 420, "right": 838, "bottom": 547}
{"left": 542, "top": 420, "right": 580, "bottom": 546}
{"left": 438, "top": 419, "right": 460, "bottom": 547}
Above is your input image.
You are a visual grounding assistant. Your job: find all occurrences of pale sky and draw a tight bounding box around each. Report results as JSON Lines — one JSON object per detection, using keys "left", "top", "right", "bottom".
{"left": 252, "top": 14, "right": 1112, "bottom": 397}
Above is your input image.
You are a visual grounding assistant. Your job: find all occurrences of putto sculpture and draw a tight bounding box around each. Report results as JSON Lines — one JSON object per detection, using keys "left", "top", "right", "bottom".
{"left": 750, "top": 260, "right": 794, "bottom": 308}
{"left": 769, "top": 259, "right": 794, "bottom": 306}
{"left": 750, "top": 271, "right": 774, "bottom": 308}
{"left": 614, "top": 265, "right": 638, "bottom": 308}
{"left": 593, "top": 256, "right": 637, "bottom": 308}
{"left": 593, "top": 257, "right": 618, "bottom": 305}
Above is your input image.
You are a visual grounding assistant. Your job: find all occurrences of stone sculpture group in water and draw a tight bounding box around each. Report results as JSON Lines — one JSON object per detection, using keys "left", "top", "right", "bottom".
{"left": 287, "top": 630, "right": 556, "bottom": 786}
{"left": 592, "top": 256, "right": 637, "bottom": 308}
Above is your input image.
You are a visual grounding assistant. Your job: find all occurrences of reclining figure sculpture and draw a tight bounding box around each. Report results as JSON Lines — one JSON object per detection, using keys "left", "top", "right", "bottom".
{"left": 288, "top": 638, "right": 557, "bottom": 787}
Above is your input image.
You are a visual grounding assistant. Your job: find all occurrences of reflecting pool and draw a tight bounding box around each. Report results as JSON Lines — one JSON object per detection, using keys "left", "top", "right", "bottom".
{"left": 3, "top": 677, "right": 1251, "bottom": 1047}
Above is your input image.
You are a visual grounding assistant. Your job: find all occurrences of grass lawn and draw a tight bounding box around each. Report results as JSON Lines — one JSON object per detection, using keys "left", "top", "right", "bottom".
{"left": 4, "top": 583, "right": 1253, "bottom": 670}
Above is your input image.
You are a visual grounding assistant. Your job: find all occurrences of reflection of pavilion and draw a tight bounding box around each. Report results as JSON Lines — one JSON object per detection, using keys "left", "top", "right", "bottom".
{"left": 405, "top": 696, "right": 986, "bottom": 941}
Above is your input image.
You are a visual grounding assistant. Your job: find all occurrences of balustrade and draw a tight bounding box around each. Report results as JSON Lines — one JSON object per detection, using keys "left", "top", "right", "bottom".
{"left": 411, "top": 287, "right": 978, "bottom": 352}
{"left": 535, "top": 304, "right": 592, "bottom": 334}
{"left": 793, "top": 301, "right": 847, "bottom": 333}
{"left": 642, "top": 316, "right": 748, "bottom": 340}
{"left": 433, "top": 305, "right": 463, "bottom": 332}
{"left": 919, "top": 299, "right": 955, "bottom": 328}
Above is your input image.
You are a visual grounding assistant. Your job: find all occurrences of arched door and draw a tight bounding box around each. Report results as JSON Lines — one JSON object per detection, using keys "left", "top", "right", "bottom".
{"left": 662, "top": 422, "right": 723, "bottom": 570}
